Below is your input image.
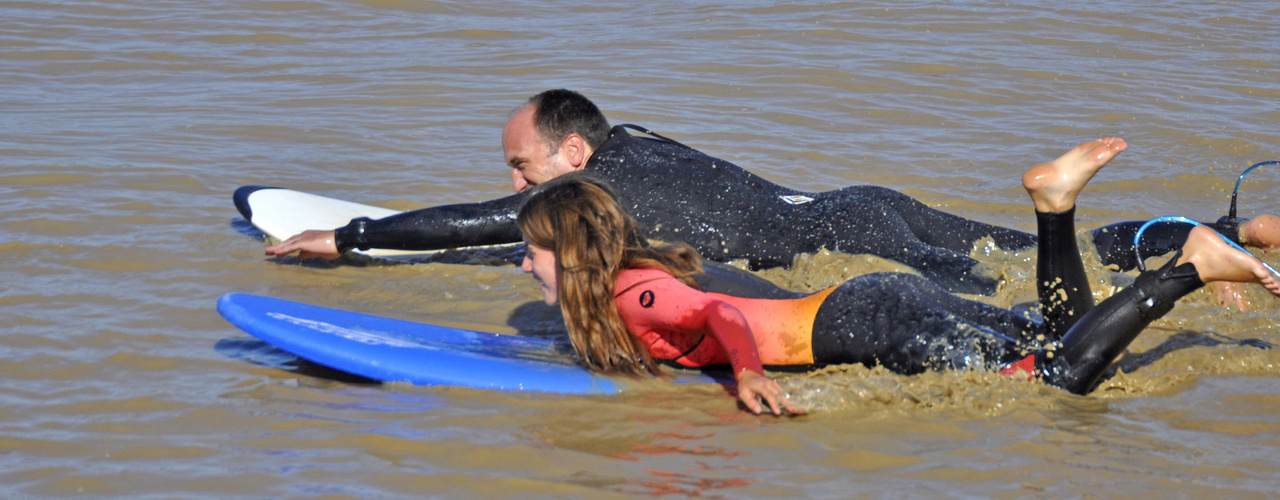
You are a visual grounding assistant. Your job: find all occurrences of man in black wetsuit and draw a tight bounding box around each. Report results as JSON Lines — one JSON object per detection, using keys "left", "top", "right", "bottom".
{"left": 265, "top": 89, "right": 1280, "bottom": 296}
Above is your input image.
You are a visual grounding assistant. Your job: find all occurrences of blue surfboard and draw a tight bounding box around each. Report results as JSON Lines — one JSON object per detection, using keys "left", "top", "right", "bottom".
{"left": 217, "top": 293, "right": 720, "bottom": 394}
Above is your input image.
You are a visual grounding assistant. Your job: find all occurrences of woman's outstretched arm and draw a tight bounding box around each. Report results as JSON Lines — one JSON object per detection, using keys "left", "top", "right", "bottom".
{"left": 616, "top": 273, "right": 798, "bottom": 414}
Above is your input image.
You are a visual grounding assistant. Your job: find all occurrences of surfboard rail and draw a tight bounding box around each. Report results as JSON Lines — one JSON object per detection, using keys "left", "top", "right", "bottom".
{"left": 218, "top": 292, "right": 624, "bottom": 394}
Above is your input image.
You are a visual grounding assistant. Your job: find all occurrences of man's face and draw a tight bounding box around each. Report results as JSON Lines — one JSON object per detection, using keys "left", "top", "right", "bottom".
{"left": 502, "top": 104, "right": 578, "bottom": 193}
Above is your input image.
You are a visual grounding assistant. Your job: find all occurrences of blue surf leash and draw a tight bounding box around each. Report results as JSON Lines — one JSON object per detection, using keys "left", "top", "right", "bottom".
{"left": 1134, "top": 216, "right": 1280, "bottom": 280}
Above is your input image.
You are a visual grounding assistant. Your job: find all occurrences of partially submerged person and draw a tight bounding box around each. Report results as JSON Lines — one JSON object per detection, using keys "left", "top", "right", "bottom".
{"left": 515, "top": 139, "right": 1280, "bottom": 415}
{"left": 264, "top": 89, "right": 1280, "bottom": 296}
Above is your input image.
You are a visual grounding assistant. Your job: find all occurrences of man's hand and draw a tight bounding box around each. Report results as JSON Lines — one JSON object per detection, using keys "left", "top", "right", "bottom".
{"left": 265, "top": 229, "right": 341, "bottom": 259}
{"left": 736, "top": 370, "right": 802, "bottom": 416}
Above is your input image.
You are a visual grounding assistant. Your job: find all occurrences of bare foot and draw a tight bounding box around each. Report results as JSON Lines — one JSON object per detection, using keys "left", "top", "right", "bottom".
{"left": 1022, "top": 137, "right": 1128, "bottom": 213}
{"left": 1240, "top": 214, "right": 1280, "bottom": 249}
{"left": 1207, "top": 281, "right": 1251, "bottom": 310}
{"left": 1178, "top": 226, "right": 1280, "bottom": 298}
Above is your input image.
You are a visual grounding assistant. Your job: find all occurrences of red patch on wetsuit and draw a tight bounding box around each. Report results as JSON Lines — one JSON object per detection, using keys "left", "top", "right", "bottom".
{"left": 999, "top": 354, "right": 1036, "bottom": 380}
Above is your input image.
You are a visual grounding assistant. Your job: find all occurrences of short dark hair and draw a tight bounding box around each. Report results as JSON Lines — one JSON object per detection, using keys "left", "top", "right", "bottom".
{"left": 526, "top": 89, "right": 611, "bottom": 152}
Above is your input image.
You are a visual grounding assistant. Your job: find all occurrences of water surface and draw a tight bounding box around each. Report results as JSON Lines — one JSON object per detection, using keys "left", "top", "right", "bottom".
{"left": 3, "top": 0, "right": 1279, "bottom": 497}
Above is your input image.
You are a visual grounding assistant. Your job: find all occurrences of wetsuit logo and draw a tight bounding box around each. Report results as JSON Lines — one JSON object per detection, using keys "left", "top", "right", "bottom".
{"left": 639, "top": 290, "right": 655, "bottom": 308}
{"left": 779, "top": 194, "right": 814, "bottom": 205}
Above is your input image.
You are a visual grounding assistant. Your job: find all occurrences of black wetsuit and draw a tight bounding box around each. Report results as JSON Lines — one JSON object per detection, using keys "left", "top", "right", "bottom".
{"left": 335, "top": 125, "right": 1216, "bottom": 295}
{"left": 807, "top": 207, "right": 1206, "bottom": 395}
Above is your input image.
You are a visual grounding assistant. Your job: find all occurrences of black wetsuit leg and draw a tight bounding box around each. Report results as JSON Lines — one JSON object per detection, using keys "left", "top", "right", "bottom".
{"left": 817, "top": 186, "right": 1038, "bottom": 295}
{"left": 1088, "top": 219, "right": 1241, "bottom": 272}
{"left": 812, "top": 185, "right": 1242, "bottom": 289}
{"left": 1036, "top": 209, "right": 1095, "bottom": 335}
{"left": 1039, "top": 257, "right": 1204, "bottom": 394}
{"left": 805, "top": 204, "right": 1180, "bottom": 391}
{"left": 845, "top": 185, "right": 1038, "bottom": 252}
{"left": 810, "top": 273, "right": 1040, "bottom": 374}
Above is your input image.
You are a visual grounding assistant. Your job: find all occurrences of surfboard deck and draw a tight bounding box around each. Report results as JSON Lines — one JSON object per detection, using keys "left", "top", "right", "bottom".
{"left": 217, "top": 292, "right": 721, "bottom": 394}
{"left": 233, "top": 186, "right": 519, "bottom": 259}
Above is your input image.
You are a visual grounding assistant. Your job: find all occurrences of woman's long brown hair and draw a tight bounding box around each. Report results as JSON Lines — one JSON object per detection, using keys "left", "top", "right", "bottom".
{"left": 517, "top": 174, "right": 702, "bottom": 377}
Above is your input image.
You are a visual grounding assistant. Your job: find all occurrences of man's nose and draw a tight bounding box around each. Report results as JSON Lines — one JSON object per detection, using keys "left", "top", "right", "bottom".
{"left": 512, "top": 170, "right": 528, "bottom": 193}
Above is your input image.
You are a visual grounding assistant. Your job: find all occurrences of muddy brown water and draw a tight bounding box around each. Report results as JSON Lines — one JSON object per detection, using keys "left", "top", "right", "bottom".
{"left": 3, "top": 1, "right": 1279, "bottom": 497}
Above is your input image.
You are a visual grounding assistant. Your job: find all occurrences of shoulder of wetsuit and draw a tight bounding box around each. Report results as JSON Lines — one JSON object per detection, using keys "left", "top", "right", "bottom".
{"left": 582, "top": 126, "right": 632, "bottom": 169}
{"left": 605, "top": 124, "right": 694, "bottom": 149}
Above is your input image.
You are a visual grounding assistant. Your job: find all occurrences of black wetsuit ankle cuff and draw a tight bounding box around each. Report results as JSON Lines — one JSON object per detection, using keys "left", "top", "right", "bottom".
{"left": 1170, "top": 262, "right": 1203, "bottom": 282}
{"left": 1034, "top": 206, "right": 1076, "bottom": 218}
{"left": 1157, "top": 256, "right": 1202, "bottom": 283}
{"left": 1211, "top": 216, "right": 1244, "bottom": 245}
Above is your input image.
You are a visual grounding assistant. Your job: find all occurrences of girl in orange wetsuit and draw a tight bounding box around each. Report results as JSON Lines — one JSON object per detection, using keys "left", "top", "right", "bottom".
{"left": 517, "top": 139, "right": 1280, "bottom": 415}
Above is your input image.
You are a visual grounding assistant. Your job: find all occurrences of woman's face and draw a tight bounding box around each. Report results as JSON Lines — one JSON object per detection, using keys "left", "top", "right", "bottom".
{"left": 521, "top": 243, "right": 558, "bottom": 305}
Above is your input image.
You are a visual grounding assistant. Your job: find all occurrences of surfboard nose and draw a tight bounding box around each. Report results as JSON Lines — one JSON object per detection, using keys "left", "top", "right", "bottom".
{"left": 232, "top": 185, "right": 280, "bottom": 221}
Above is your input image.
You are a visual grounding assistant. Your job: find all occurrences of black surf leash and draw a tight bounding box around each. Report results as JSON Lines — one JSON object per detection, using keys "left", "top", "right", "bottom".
{"left": 1217, "top": 160, "right": 1280, "bottom": 234}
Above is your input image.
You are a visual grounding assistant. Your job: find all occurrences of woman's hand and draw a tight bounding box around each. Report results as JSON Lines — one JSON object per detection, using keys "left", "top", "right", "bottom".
{"left": 736, "top": 370, "right": 801, "bottom": 416}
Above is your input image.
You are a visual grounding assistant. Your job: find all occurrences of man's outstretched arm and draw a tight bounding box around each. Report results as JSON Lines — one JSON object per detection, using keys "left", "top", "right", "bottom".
{"left": 265, "top": 191, "right": 530, "bottom": 259}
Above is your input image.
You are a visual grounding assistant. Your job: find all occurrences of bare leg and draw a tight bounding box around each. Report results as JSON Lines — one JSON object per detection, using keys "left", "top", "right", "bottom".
{"left": 1046, "top": 225, "right": 1279, "bottom": 395}
{"left": 1033, "top": 149, "right": 1279, "bottom": 395}
{"left": 1208, "top": 214, "right": 1280, "bottom": 309}
{"left": 1022, "top": 138, "right": 1128, "bottom": 334}
{"left": 1208, "top": 281, "right": 1250, "bottom": 310}
{"left": 1178, "top": 225, "right": 1280, "bottom": 297}
{"left": 1240, "top": 214, "right": 1280, "bottom": 249}
{"left": 1022, "top": 137, "right": 1128, "bottom": 212}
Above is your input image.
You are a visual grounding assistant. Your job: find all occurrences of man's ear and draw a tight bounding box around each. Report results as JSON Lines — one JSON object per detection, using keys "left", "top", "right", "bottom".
{"left": 562, "top": 133, "right": 587, "bottom": 170}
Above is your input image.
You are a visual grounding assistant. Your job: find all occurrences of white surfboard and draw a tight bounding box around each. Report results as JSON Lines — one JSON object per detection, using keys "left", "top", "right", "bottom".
{"left": 233, "top": 186, "right": 515, "bottom": 258}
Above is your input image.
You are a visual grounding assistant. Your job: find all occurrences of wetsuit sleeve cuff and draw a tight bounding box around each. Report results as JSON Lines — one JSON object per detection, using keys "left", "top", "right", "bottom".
{"left": 333, "top": 217, "right": 371, "bottom": 253}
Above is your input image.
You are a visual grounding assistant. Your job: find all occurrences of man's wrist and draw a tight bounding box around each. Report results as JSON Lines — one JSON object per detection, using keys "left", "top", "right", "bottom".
{"left": 333, "top": 218, "right": 371, "bottom": 253}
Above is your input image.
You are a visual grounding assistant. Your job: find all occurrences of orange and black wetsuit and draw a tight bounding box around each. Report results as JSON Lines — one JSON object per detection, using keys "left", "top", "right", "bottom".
{"left": 612, "top": 208, "right": 1207, "bottom": 395}
{"left": 614, "top": 268, "right": 837, "bottom": 376}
